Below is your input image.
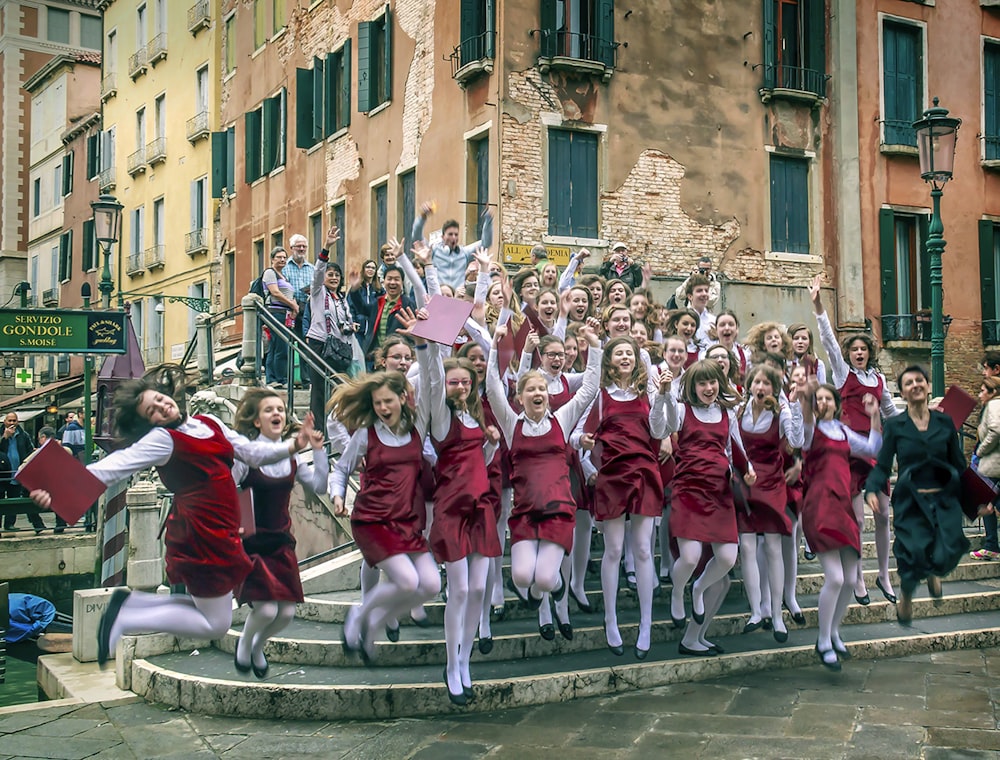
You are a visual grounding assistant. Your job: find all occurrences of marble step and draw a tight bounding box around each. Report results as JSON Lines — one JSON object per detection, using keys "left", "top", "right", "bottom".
{"left": 129, "top": 606, "right": 1000, "bottom": 721}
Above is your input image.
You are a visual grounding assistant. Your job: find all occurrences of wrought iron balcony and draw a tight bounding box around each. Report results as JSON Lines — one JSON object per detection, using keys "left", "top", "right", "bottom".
{"left": 186, "top": 228, "right": 208, "bottom": 255}
{"left": 188, "top": 0, "right": 210, "bottom": 34}
{"left": 881, "top": 313, "right": 953, "bottom": 342}
{"left": 984, "top": 319, "right": 1000, "bottom": 346}
{"left": 97, "top": 167, "right": 116, "bottom": 192}
{"left": 126, "top": 252, "right": 144, "bottom": 276}
{"left": 146, "top": 137, "right": 166, "bottom": 166}
{"left": 126, "top": 147, "right": 147, "bottom": 176}
{"left": 100, "top": 73, "right": 117, "bottom": 102}
{"left": 144, "top": 244, "right": 165, "bottom": 270}
{"left": 128, "top": 48, "right": 147, "bottom": 79}
{"left": 186, "top": 110, "right": 209, "bottom": 143}
{"left": 147, "top": 33, "right": 167, "bottom": 65}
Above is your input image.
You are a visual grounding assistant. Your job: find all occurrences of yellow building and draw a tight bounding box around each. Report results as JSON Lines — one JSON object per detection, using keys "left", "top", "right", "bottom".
{"left": 97, "top": 0, "right": 219, "bottom": 365}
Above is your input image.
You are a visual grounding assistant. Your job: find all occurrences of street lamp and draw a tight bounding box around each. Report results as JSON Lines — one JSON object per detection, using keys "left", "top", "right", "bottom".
{"left": 912, "top": 97, "right": 961, "bottom": 397}
{"left": 91, "top": 193, "right": 124, "bottom": 309}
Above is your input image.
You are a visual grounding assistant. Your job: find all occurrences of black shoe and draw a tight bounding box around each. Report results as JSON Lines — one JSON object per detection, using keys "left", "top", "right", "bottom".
{"left": 773, "top": 629, "right": 788, "bottom": 643}
{"left": 252, "top": 657, "right": 269, "bottom": 679}
{"left": 411, "top": 613, "right": 432, "bottom": 628}
{"left": 634, "top": 646, "right": 649, "bottom": 660}
{"left": 554, "top": 610, "right": 573, "bottom": 641}
{"left": 608, "top": 642, "right": 624, "bottom": 656}
{"left": 692, "top": 608, "right": 705, "bottom": 625}
{"left": 569, "top": 587, "right": 593, "bottom": 614}
{"left": 762, "top": 617, "right": 773, "bottom": 630}
{"left": 463, "top": 685, "right": 473, "bottom": 699}
{"left": 539, "top": 623, "right": 555, "bottom": 641}
{"left": 551, "top": 571, "right": 567, "bottom": 604}
{"left": 443, "top": 668, "right": 467, "bottom": 707}
{"left": 927, "top": 575, "right": 943, "bottom": 600}
{"left": 478, "top": 636, "right": 493, "bottom": 655}
{"left": 707, "top": 642, "right": 725, "bottom": 654}
{"left": 815, "top": 642, "right": 842, "bottom": 672}
{"left": 97, "top": 589, "right": 130, "bottom": 668}
{"left": 625, "top": 572, "right": 637, "bottom": 591}
{"left": 876, "top": 578, "right": 897, "bottom": 604}
{"left": 803, "top": 550, "right": 816, "bottom": 561}
{"left": 658, "top": 571, "right": 671, "bottom": 586}
{"left": 742, "top": 619, "right": 763, "bottom": 634}
{"left": 490, "top": 604, "right": 507, "bottom": 622}
{"left": 385, "top": 625, "right": 400, "bottom": 643}
{"left": 678, "top": 643, "right": 717, "bottom": 657}
{"left": 854, "top": 592, "right": 871, "bottom": 606}
{"left": 670, "top": 613, "right": 687, "bottom": 630}
{"left": 506, "top": 577, "right": 531, "bottom": 607}
{"left": 833, "top": 641, "right": 852, "bottom": 660}
{"left": 53, "top": 528, "right": 65, "bottom": 535}
{"left": 233, "top": 650, "right": 252, "bottom": 674}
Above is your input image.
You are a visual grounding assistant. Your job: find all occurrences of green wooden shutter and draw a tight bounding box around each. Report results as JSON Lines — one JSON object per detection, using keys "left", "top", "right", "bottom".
{"left": 980, "top": 219, "right": 997, "bottom": 323}
{"left": 540, "top": 0, "right": 557, "bottom": 58}
{"left": 82, "top": 218, "right": 94, "bottom": 271}
{"left": 245, "top": 109, "right": 262, "bottom": 182}
{"left": 884, "top": 22, "right": 920, "bottom": 146}
{"left": 987, "top": 45, "right": 1000, "bottom": 159}
{"left": 340, "top": 38, "right": 352, "bottom": 128}
{"left": 383, "top": 8, "right": 392, "bottom": 103}
{"left": 596, "top": 0, "right": 615, "bottom": 68}
{"left": 324, "top": 52, "right": 336, "bottom": 136}
{"left": 485, "top": 0, "right": 496, "bottom": 58}
{"left": 762, "top": 0, "right": 776, "bottom": 89}
{"left": 312, "top": 56, "right": 324, "bottom": 141}
{"left": 879, "top": 208, "right": 898, "bottom": 315}
{"left": 295, "top": 67, "right": 315, "bottom": 149}
{"left": 358, "top": 21, "right": 373, "bottom": 112}
{"left": 460, "top": 0, "right": 479, "bottom": 65}
{"left": 211, "top": 130, "right": 227, "bottom": 196}
{"left": 62, "top": 152, "right": 73, "bottom": 195}
{"left": 86, "top": 134, "right": 99, "bottom": 179}
{"left": 787, "top": 159, "right": 809, "bottom": 253}
{"left": 918, "top": 214, "right": 931, "bottom": 308}
{"left": 806, "top": 0, "right": 826, "bottom": 96}
{"left": 548, "top": 129, "right": 571, "bottom": 235}
{"left": 226, "top": 127, "right": 236, "bottom": 190}
{"left": 769, "top": 156, "right": 787, "bottom": 251}
{"left": 573, "top": 132, "right": 599, "bottom": 238}
{"left": 262, "top": 96, "right": 279, "bottom": 173}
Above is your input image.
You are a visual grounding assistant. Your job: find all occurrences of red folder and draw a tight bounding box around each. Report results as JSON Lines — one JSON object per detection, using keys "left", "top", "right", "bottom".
{"left": 407, "top": 295, "right": 474, "bottom": 346}
{"left": 16, "top": 440, "right": 106, "bottom": 525}
{"left": 496, "top": 319, "right": 530, "bottom": 375}
{"left": 238, "top": 488, "right": 256, "bottom": 538}
{"left": 938, "top": 385, "right": 977, "bottom": 430}
{"left": 960, "top": 467, "right": 998, "bottom": 521}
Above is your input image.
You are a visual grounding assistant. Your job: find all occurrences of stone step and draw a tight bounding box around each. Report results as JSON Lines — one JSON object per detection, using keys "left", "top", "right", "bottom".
{"left": 127, "top": 606, "right": 1000, "bottom": 721}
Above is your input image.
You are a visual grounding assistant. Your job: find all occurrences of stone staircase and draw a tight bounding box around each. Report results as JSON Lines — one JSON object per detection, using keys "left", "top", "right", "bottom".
{"left": 116, "top": 520, "right": 1000, "bottom": 720}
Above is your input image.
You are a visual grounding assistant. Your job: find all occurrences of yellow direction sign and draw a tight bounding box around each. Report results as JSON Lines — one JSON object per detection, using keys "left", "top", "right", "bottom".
{"left": 502, "top": 243, "right": 573, "bottom": 267}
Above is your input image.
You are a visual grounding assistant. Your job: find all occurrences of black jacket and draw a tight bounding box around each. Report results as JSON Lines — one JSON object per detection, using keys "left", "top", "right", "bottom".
{"left": 0, "top": 426, "right": 34, "bottom": 482}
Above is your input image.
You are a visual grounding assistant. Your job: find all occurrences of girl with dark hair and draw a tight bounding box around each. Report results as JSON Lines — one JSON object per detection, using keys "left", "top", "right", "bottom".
{"left": 512, "top": 268, "right": 541, "bottom": 310}
{"left": 787, "top": 321, "right": 827, "bottom": 384}
{"left": 810, "top": 275, "right": 899, "bottom": 607}
{"left": 711, "top": 310, "right": 752, "bottom": 378}
{"left": 231, "top": 389, "right": 328, "bottom": 678}
{"left": 801, "top": 378, "right": 881, "bottom": 670}
{"left": 664, "top": 309, "right": 704, "bottom": 368}
{"left": 30, "top": 364, "right": 319, "bottom": 667}
{"left": 348, "top": 258, "right": 384, "bottom": 355}
{"left": 578, "top": 273, "right": 606, "bottom": 310}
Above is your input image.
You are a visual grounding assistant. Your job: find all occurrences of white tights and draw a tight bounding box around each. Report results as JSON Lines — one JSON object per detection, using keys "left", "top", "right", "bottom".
{"left": 601, "top": 515, "right": 655, "bottom": 650}
{"left": 852, "top": 492, "right": 893, "bottom": 597}
{"left": 679, "top": 575, "right": 731, "bottom": 652}
{"left": 658, "top": 505, "right": 674, "bottom": 577}
{"left": 671, "top": 538, "right": 738, "bottom": 622}
{"left": 782, "top": 518, "right": 803, "bottom": 616}
{"left": 237, "top": 600, "right": 296, "bottom": 669}
{"left": 739, "top": 532, "right": 786, "bottom": 634}
{"left": 444, "top": 554, "right": 489, "bottom": 694}
{"left": 480, "top": 488, "right": 512, "bottom": 638}
{"left": 817, "top": 548, "right": 860, "bottom": 656}
{"left": 569, "top": 510, "right": 593, "bottom": 601}
{"left": 510, "top": 539, "right": 565, "bottom": 600}
{"left": 109, "top": 591, "right": 234, "bottom": 657}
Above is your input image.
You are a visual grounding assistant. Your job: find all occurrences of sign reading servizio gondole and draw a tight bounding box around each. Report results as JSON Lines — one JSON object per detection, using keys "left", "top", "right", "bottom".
{"left": 0, "top": 309, "right": 127, "bottom": 353}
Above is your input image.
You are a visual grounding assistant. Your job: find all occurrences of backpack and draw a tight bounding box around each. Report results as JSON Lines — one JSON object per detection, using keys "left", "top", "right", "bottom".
{"left": 249, "top": 268, "right": 273, "bottom": 302}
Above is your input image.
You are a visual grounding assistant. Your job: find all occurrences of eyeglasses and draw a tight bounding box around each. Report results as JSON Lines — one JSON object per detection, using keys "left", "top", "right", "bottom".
{"left": 386, "top": 354, "right": 411, "bottom": 362}
{"left": 542, "top": 352, "right": 565, "bottom": 359}
{"left": 446, "top": 379, "right": 472, "bottom": 387}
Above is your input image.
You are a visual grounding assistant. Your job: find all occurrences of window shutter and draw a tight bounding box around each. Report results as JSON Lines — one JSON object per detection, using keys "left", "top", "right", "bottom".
{"left": 805, "top": 0, "right": 825, "bottom": 90}
{"left": 66, "top": 229, "right": 72, "bottom": 280}
{"left": 460, "top": 0, "right": 479, "bottom": 65}
{"left": 540, "top": 0, "right": 557, "bottom": 58}
{"left": 762, "top": 0, "right": 776, "bottom": 89}
{"left": 987, "top": 45, "right": 1000, "bottom": 159}
{"left": 981, "top": 219, "right": 997, "bottom": 323}
{"left": 190, "top": 180, "right": 198, "bottom": 234}
{"left": 918, "top": 214, "right": 931, "bottom": 309}
{"left": 324, "top": 52, "right": 336, "bottom": 137}
{"left": 312, "top": 56, "right": 325, "bottom": 141}
{"left": 548, "top": 130, "right": 572, "bottom": 236}
{"left": 278, "top": 88, "right": 287, "bottom": 167}
{"left": 82, "top": 218, "right": 94, "bottom": 271}
{"left": 62, "top": 152, "right": 73, "bottom": 195}
{"left": 226, "top": 127, "right": 236, "bottom": 191}
{"left": 383, "top": 8, "right": 392, "bottom": 103}
{"left": 86, "top": 134, "right": 99, "bottom": 179}
{"left": 574, "top": 132, "right": 599, "bottom": 238}
{"left": 358, "top": 21, "right": 373, "bottom": 112}
{"left": 596, "top": 0, "right": 615, "bottom": 69}
{"left": 211, "top": 131, "right": 227, "bottom": 196}
{"left": 295, "top": 67, "right": 315, "bottom": 149}
{"left": 769, "top": 157, "right": 787, "bottom": 251}
{"left": 787, "top": 159, "right": 809, "bottom": 253}
{"left": 262, "top": 95, "right": 279, "bottom": 174}
{"left": 341, "top": 38, "right": 352, "bottom": 128}
{"left": 879, "top": 208, "right": 898, "bottom": 315}
{"left": 245, "top": 109, "right": 262, "bottom": 182}
{"left": 486, "top": 0, "right": 496, "bottom": 58}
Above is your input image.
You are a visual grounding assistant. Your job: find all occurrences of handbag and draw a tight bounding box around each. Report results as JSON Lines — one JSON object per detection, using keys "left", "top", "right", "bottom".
{"left": 323, "top": 291, "right": 354, "bottom": 372}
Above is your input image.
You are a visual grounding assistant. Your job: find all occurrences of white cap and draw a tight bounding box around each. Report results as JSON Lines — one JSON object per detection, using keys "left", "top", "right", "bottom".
{"left": 289, "top": 234, "right": 308, "bottom": 247}
{"left": 611, "top": 241, "right": 628, "bottom": 251}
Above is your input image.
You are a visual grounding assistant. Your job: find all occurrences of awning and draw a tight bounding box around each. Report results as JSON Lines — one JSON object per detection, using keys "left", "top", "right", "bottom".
{"left": 11, "top": 408, "right": 47, "bottom": 423}
{"left": 0, "top": 375, "right": 85, "bottom": 413}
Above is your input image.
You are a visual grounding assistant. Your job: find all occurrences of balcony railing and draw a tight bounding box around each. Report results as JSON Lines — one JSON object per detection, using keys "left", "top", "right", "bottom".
{"left": 186, "top": 110, "right": 209, "bottom": 143}
{"left": 451, "top": 31, "right": 496, "bottom": 85}
{"left": 537, "top": 30, "right": 617, "bottom": 80}
{"left": 186, "top": 228, "right": 208, "bottom": 255}
{"left": 147, "top": 33, "right": 167, "bottom": 65}
{"left": 98, "top": 166, "right": 116, "bottom": 192}
{"left": 984, "top": 319, "right": 1000, "bottom": 346}
{"left": 984, "top": 135, "right": 1000, "bottom": 162}
{"left": 128, "top": 47, "right": 147, "bottom": 79}
{"left": 883, "top": 120, "right": 917, "bottom": 149}
{"left": 126, "top": 147, "right": 147, "bottom": 176}
{"left": 188, "top": 0, "right": 210, "bottom": 34}
{"left": 42, "top": 288, "right": 58, "bottom": 306}
{"left": 100, "top": 73, "right": 117, "bottom": 102}
{"left": 146, "top": 137, "right": 166, "bottom": 166}
{"left": 144, "top": 244, "right": 165, "bottom": 270}
{"left": 760, "top": 64, "right": 827, "bottom": 100}
{"left": 126, "top": 252, "right": 144, "bottom": 276}
{"left": 881, "top": 313, "right": 953, "bottom": 342}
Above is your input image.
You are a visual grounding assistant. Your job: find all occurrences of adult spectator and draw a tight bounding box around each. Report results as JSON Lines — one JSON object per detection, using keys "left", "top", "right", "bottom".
{"left": 673, "top": 255, "right": 722, "bottom": 311}
{"left": 370, "top": 264, "right": 416, "bottom": 355}
{"left": 36, "top": 426, "right": 69, "bottom": 534}
{"left": 349, "top": 259, "right": 384, "bottom": 355}
{"left": 684, "top": 273, "right": 717, "bottom": 342}
{"left": 262, "top": 247, "right": 299, "bottom": 388}
{"left": 530, "top": 243, "right": 549, "bottom": 274}
{"left": 412, "top": 202, "right": 494, "bottom": 292}
{"left": 57, "top": 411, "right": 85, "bottom": 458}
{"left": 376, "top": 242, "right": 398, "bottom": 283}
{"left": 600, "top": 242, "right": 644, "bottom": 290}
{"left": 982, "top": 351, "right": 1000, "bottom": 378}
{"left": 0, "top": 411, "right": 42, "bottom": 534}
{"left": 283, "top": 234, "right": 315, "bottom": 338}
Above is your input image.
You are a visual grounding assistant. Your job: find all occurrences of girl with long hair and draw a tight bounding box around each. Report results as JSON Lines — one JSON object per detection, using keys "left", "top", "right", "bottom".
{"left": 710, "top": 310, "right": 752, "bottom": 379}
{"left": 664, "top": 309, "right": 704, "bottom": 368}
{"left": 512, "top": 268, "right": 541, "bottom": 310}
{"left": 787, "top": 321, "right": 827, "bottom": 384}
{"left": 232, "top": 390, "right": 328, "bottom": 678}
{"left": 745, "top": 321, "right": 792, "bottom": 364}
{"left": 348, "top": 258, "right": 385, "bottom": 355}
{"left": 579, "top": 273, "right": 606, "bottom": 310}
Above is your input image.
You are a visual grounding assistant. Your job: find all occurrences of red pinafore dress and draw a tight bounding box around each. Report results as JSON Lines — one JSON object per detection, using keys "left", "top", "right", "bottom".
{"left": 736, "top": 411, "right": 793, "bottom": 536}
{"left": 351, "top": 427, "right": 428, "bottom": 567}
{"left": 840, "top": 370, "right": 888, "bottom": 496}
{"left": 481, "top": 392, "right": 506, "bottom": 516}
{"left": 669, "top": 406, "right": 737, "bottom": 544}
{"left": 238, "top": 460, "right": 304, "bottom": 603}
{"left": 549, "top": 375, "right": 593, "bottom": 513}
{"left": 593, "top": 390, "right": 663, "bottom": 521}
{"left": 430, "top": 415, "right": 502, "bottom": 563}
{"left": 801, "top": 424, "right": 861, "bottom": 555}
{"left": 158, "top": 416, "right": 253, "bottom": 597}
{"left": 783, "top": 446, "right": 803, "bottom": 516}
{"left": 685, "top": 345, "right": 700, "bottom": 369}
{"left": 508, "top": 417, "right": 576, "bottom": 553}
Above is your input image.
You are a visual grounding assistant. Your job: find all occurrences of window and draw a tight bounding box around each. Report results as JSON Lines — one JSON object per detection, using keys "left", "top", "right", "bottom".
{"left": 61, "top": 151, "right": 74, "bottom": 196}
{"left": 547, "top": 129, "right": 598, "bottom": 238}
{"left": 153, "top": 198, "right": 165, "bottom": 248}
{"left": 107, "top": 30, "right": 117, "bottom": 73}
{"left": 136, "top": 106, "right": 146, "bottom": 147}
{"left": 295, "top": 40, "right": 351, "bottom": 148}
{"left": 82, "top": 218, "right": 96, "bottom": 271}
{"left": 47, "top": 8, "right": 70, "bottom": 44}
{"left": 762, "top": 0, "right": 826, "bottom": 97}
{"left": 53, "top": 165, "right": 62, "bottom": 207}
{"left": 254, "top": 0, "right": 266, "bottom": 49}
{"left": 188, "top": 283, "right": 205, "bottom": 337}
{"left": 879, "top": 208, "right": 929, "bottom": 335}
{"left": 982, "top": 221, "right": 1000, "bottom": 344}
{"left": 33, "top": 178, "right": 41, "bottom": 217}
{"left": 769, "top": 154, "right": 810, "bottom": 254}
{"left": 211, "top": 126, "right": 236, "bottom": 197}
{"left": 131, "top": 300, "right": 144, "bottom": 348}
{"left": 358, "top": 9, "right": 392, "bottom": 112}
{"left": 398, "top": 169, "right": 416, "bottom": 253}
{"left": 81, "top": 15, "right": 102, "bottom": 50}
{"left": 196, "top": 65, "right": 209, "bottom": 113}
{"left": 147, "top": 297, "right": 163, "bottom": 363}
{"left": 244, "top": 88, "right": 287, "bottom": 182}
{"left": 136, "top": 4, "right": 148, "bottom": 49}
{"left": 309, "top": 211, "right": 323, "bottom": 259}
{"left": 224, "top": 14, "right": 236, "bottom": 74}
{"left": 273, "top": 0, "right": 285, "bottom": 35}
{"left": 58, "top": 230, "right": 73, "bottom": 282}
{"left": 883, "top": 20, "right": 923, "bottom": 147}
{"left": 372, "top": 182, "right": 388, "bottom": 253}
{"left": 539, "top": 0, "right": 615, "bottom": 69}
{"left": 458, "top": 0, "right": 496, "bottom": 67}
{"left": 271, "top": 229, "right": 284, "bottom": 250}
{"left": 332, "top": 202, "right": 346, "bottom": 270}
{"left": 155, "top": 94, "right": 166, "bottom": 139}
{"left": 254, "top": 238, "right": 265, "bottom": 276}
{"left": 130, "top": 206, "right": 145, "bottom": 259}
{"left": 153, "top": 0, "right": 166, "bottom": 34}
{"left": 225, "top": 251, "right": 236, "bottom": 308}
{"left": 468, "top": 135, "right": 489, "bottom": 238}
{"left": 985, "top": 42, "right": 1000, "bottom": 160}
{"left": 191, "top": 178, "right": 207, "bottom": 234}
{"left": 50, "top": 246, "right": 59, "bottom": 290}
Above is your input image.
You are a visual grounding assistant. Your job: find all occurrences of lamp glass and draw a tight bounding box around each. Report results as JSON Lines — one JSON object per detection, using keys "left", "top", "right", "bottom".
{"left": 917, "top": 124, "right": 958, "bottom": 183}
{"left": 91, "top": 194, "right": 123, "bottom": 245}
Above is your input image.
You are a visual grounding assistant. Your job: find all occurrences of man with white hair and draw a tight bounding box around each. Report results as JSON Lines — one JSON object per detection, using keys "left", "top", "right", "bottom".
{"left": 284, "top": 234, "right": 315, "bottom": 339}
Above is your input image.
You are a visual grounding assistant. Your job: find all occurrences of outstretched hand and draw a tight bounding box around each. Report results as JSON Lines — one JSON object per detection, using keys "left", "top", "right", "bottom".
{"left": 808, "top": 274, "right": 823, "bottom": 312}
{"left": 294, "top": 412, "right": 318, "bottom": 451}
{"left": 492, "top": 324, "right": 509, "bottom": 347}
{"left": 411, "top": 240, "right": 432, "bottom": 267}
{"left": 324, "top": 226, "right": 341, "bottom": 250}
{"left": 473, "top": 245, "right": 492, "bottom": 269}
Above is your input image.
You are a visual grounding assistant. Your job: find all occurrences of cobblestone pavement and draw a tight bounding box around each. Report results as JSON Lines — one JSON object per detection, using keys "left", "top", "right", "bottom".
{"left": 2, "top": 648, "right": 999, "bottom": 759}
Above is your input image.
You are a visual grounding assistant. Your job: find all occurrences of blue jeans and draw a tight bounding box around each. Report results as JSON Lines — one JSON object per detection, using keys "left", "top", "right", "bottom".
{"left": 265, "top": 311, "right": 289, "bottom": 384}
{"left": 984, "top": 475, "right": 999, "bottom": 552}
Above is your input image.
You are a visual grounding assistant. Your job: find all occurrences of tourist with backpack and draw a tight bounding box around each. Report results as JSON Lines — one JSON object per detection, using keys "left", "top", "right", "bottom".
{"left": 261, "top": 247, "right": 298, "bottom": 388}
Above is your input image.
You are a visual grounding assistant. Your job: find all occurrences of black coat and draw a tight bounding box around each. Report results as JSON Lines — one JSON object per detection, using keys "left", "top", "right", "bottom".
{"left": 0, "top": 427, "right": 34, "bottom": 482}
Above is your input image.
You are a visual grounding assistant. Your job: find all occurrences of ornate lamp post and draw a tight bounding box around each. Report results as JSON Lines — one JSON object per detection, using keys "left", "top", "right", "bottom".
{"left": 90, "top": 194, "right": 124, "bottom": 309}
{"left": 912, "top": 98, "right": 961, "bottom": 397}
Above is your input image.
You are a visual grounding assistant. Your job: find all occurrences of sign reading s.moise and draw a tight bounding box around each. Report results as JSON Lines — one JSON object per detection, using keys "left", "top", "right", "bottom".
{"left": 0, "top": 309, "right": 127, "bottom": 353}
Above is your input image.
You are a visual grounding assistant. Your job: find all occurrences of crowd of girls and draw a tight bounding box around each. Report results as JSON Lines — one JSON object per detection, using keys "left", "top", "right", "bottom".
{"left": 52, "top": 225, "right": 991, "bottom": 703}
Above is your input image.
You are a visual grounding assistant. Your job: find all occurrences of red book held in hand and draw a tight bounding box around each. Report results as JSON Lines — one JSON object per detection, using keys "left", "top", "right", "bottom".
{"left": 938, "top": 385, "right": 977, "bottom": 430}
{"left": 16, "top": 440, "right": 106, "bottom": 525}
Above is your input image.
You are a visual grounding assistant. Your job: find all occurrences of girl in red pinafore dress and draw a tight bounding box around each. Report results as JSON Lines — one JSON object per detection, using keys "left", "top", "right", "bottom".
{"left": 485, "top": 323, "right": 602, "bottom": 612}
{"left": 811, "top": 276, "right": 898, "bottom": 606}
{"left": 28, "top": 365, "right": 316, "bottom": 668}
{"left": 735, "top": 365, "right": 804, "bottom": 643}
{"left": 231, "top": 389, "right": 328, "bottom": 678}
{"left": 421, "top": 342, "right": 502, "bottom": 703}
{"left": 662, "top": 360, "right": 757, "bottom": 654}
{"left": 782, "top": 364, "right": 810, "bottom": 625}
{"left": 654, "top": 335, "right": 689, "bottom": 583}
{"left": 329, "top": 370, "right": 439, "bottom": 663}
{"left": 801, "top": 379, "right": 882, "bottom": 670}
{"left": 582, "top": 337, "right": 666, "bottom": 658}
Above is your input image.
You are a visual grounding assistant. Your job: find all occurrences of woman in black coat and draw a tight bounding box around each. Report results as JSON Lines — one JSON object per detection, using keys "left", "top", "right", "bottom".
{"left": 348, "top": 259, "right": 384, "bottom": 355}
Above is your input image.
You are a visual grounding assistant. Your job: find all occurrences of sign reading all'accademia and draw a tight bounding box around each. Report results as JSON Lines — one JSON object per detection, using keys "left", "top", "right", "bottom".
{"left": 0, "top": 309, "right": 127, "bottom": 353}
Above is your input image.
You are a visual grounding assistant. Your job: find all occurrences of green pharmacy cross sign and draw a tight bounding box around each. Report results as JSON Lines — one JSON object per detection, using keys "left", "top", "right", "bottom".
{"left": 0, "top": 308, "right": 127, "bottom": 354}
